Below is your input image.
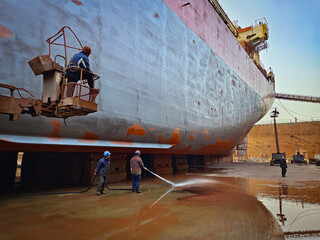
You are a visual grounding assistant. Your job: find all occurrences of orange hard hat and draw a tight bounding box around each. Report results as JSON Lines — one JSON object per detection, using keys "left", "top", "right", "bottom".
{"left": 82, "top": 46, "right": 91, "bottom": 55}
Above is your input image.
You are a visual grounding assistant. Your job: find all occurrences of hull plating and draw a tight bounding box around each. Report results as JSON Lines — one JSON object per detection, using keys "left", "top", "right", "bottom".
{"left": 0, "top": 0, "right": 275, "bottom": 155}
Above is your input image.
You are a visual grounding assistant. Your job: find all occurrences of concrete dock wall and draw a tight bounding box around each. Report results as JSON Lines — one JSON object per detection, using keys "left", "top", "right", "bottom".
{"left": 247, "top": 121, "right": 320, "bottom": 160}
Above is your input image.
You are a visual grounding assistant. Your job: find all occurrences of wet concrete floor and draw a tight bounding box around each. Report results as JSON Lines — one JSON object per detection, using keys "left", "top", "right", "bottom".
{"left": 1, "top": 164, "right": 320, "bottom": 240}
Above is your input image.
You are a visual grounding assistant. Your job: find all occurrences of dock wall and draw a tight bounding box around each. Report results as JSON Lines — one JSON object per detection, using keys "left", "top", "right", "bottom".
{"left": 247, "top": 121, "right": 320, "bottom": 160}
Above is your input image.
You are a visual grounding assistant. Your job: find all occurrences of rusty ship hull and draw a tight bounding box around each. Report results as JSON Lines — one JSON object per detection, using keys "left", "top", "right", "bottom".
{"left": 0, "top": 0, "right": 275, "bottom": 156}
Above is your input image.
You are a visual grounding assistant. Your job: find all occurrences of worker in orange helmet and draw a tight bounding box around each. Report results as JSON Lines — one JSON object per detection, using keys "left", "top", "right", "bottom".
{"left": 66, "top": 46, "right": 94, "bottom": 89}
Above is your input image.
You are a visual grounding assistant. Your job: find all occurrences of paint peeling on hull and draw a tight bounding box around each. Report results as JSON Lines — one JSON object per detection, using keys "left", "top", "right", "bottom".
{"left": 0, "top": 24, "right": 13, "bottom": 38}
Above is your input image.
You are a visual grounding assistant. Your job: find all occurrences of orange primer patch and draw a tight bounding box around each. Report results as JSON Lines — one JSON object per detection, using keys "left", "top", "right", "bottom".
{"left": 109, "top": 141, "right": 133, "bottom": 146}
{"left": 127, "top": 123, "right": 146, "bottom": 136}
{"left": 199, "top": 137, "right": 236, "bottom": 155}
{"left": 148, "top": 128, "right": 154, "bottom": 132}
{"left": 170, "top": 128, "right": 181, "bottom": 144}
{"left": 159, "top": 128, "right": 181, "bottom": 145}
{"left": 46, "top": 119, "right": 61, "bottom": 140}
{"left": 72, "top": 0, "right": 83, "bottom": 6}
{"left": 189, "top": 136, "right": 194, "bottom": 140}
{"left": 78, "top": 131, "right": 99, "bottom": 142}
{"left": 0, "top": 24, "right": 14, "bottom": 38}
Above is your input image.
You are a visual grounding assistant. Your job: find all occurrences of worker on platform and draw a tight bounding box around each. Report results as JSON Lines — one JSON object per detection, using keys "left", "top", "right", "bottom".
{"left": 130, "top": 150, "right": 145, "bottom": 193}
{"left": 94, "top": 151, "right": 111, "bottom": 195}
{"left": 66, "top": 46, "right": 94, "bottom": 89}
{"left": 280, "top": 156, "right": 287, "bottom": 177}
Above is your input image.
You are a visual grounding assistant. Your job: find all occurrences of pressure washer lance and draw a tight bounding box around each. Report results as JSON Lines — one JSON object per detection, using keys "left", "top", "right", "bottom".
{"left": 143, "top": 167, "right": 176, "bottom": 186}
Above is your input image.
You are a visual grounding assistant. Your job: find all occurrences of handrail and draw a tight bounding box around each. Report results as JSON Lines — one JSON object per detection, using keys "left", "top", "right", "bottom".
{"left": 53, "top": 55, "right": 65, "bottom": 71}
{"left": 208, "top": 0, "right": 238, "bottom": 37}
{"left": 276, "top": 93, "right": 320, "bottom": 103}
{"left": 61, "top": 82, "right": 100, "bottom": 102}
{"left": 64, "top": 66, "right": 100, "bottom": 83}
{"left": 0, "top": 83, "right": 36, "bottom": 99}
{"left": 45, "top": 26, "right": 83, "bottom": 68}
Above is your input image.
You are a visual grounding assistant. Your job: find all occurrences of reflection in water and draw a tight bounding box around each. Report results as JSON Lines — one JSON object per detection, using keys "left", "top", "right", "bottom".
{"left": 277, "top": 183, "right": 288, "bottom": 226}
{"left": 252, "top": 180, "right": 320, "bottom": 239}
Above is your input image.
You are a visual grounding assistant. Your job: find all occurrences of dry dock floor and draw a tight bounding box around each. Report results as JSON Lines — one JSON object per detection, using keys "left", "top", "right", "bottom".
{"left": 0, "top": 162, "right": 319, "bottom": 240}
{"left": 206, "top": 161, "right": 320, "bottom": 184}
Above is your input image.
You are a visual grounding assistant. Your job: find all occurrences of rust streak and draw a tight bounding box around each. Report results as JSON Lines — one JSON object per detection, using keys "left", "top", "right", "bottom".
{"left": 206, "top": 134, "right": 210, "bottom": 141}
{"left": 71, "top": 0, "right": 83, "bottom": 6}
{"left": 202, "top": 128, "right": 210, "bottom": 141}
{"left": 127, "top": 123, "right": 146, "bottom": 137}
{"left": 0, "top": 24, "right": 14, "bottom": 38}
{"left": 46, "top": 119, "right": 61, "bottom": 141}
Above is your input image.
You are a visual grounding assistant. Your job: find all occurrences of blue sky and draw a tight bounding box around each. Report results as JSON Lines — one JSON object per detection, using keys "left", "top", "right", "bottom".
{"left": 220, "top": 0, "right": 320, "bottom": 124}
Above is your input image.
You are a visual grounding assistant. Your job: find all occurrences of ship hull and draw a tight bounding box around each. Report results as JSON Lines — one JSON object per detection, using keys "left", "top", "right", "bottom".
{"left": 0, "top": 0, "right": 275, "bottom": 155}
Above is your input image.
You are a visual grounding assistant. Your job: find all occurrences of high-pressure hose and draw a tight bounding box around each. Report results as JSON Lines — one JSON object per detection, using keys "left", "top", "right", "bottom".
{"left": 18, "top": 175, "right": 98, "bottom": 196}
{"left": 105, "top": 184, "right": 132, "bottom": 191}
{"left": 18, "top": 167, "right": 174, "bottom": 196}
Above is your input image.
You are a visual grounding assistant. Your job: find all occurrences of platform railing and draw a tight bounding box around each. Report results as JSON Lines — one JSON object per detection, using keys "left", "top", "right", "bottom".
{"left": 61, "top": 82, "right": 99, "bottom": 103}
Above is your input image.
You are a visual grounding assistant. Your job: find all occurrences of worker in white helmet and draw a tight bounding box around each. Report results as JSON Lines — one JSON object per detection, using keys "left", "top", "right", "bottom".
{"left": 130, "top": 150, "right": 144, "bottom": 193}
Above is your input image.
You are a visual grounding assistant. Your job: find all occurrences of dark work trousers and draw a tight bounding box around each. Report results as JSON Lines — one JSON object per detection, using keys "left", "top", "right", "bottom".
{"left": 131, "top": 174, "right": 141, "bottom": 191}
{"left": 97, "top": 175, "right": 107, "bottom": 193}
{"left": 66, "top": 70, "right": 93, "bottom": 88}
{"left": 281, "top": 167, "right": 287, "bottom": 177}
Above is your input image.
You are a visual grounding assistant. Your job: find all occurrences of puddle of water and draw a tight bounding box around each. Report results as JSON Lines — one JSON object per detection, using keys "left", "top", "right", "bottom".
{"left": 250, "top": 181, "right": 320, "bottom": 240}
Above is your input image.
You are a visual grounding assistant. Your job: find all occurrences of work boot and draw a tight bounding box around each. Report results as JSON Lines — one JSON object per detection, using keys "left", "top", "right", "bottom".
{"left": 135, "top": 190, "right": 141, "bottom": 193}
{"left": 132, "top": 189, "right": 135, "bottom": 192}
{"left": 96, "top": 192, "right": 101, "bottom": 195}
{"left": 100, "top": 191, "right": 105, "bottom": 194}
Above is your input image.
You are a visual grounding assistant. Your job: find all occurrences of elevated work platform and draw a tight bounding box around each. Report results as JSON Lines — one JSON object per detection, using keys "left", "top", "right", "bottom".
{"left": 0, "top": 26, "right": 101, "bottom": 121}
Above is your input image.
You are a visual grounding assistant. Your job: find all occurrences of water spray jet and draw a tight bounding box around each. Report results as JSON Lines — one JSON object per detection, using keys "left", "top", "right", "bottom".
{"left": 144, "top": 167, "right": 176, "bottom": 186}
